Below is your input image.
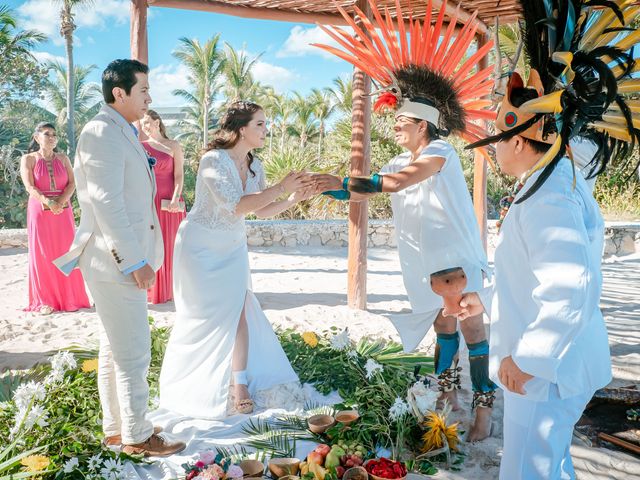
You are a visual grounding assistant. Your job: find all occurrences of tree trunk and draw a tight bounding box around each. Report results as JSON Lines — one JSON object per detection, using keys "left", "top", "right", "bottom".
{"left": 62, "top": 6, "right": 75, "bottom": 155}
{"left": 317, "top": 123, "right": 324, "bottom": 159}
{"left": 203, "top": 80, "right": 209, "bottom": 149}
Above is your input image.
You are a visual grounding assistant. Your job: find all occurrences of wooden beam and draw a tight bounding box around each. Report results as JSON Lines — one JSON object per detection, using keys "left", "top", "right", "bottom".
{"left": 149, "top": 0, "right": 350, "bottom": 26}
{"left": 148, "top": 0, "right": 490, "bottom": 33}
{"left": 130, "top": 0, "right": 149, "bottom": 64}
{"left": 473, "top": 32, "right": 490, "bottom": 251}
{"left": 347, "top": 0, "right": 372, "bottom": 310}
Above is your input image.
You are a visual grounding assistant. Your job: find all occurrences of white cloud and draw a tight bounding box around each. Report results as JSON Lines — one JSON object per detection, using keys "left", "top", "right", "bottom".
{"left": 31, "top": 51, "right": 66, "bottom": 65}
{"left": 18, "top": 0, "right": 129, "bottom": 45}
{"left": 252, "top": 61, "right": 298, "bottom": 91}
{"left": 277, "top": 25, "right": 350, "bottom": 59}
{"left": 148, "top": 63, "right": 193, "bottom": 108}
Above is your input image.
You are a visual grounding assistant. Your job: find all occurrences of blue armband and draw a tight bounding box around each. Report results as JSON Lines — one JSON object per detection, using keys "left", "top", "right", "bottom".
{"left": 322, "top": 190, "right": 351, "bottom": 201}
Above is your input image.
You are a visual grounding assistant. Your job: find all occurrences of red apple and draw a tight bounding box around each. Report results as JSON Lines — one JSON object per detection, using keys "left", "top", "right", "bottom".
{"left": 314, "top": 444, "right": 331, "bottom": 458}
{"left": 336, "top": 466, "right": 345, "bottom": 479}
{"left": 307, "top": 451, "right": 324, "bottom": 465}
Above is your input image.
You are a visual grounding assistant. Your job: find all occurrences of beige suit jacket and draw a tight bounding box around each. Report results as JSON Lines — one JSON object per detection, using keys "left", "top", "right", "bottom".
{"left": 54, "top": 105, "right": 163, "bottom": 285}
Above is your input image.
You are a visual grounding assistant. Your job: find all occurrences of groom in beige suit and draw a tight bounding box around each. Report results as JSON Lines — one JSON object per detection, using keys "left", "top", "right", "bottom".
{"left": 55, "top": 59, "right": 185, "bottom": 457}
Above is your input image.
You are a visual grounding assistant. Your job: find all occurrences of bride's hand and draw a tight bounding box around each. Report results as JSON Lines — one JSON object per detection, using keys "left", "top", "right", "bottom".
{"left": 278, "top": 171, "right": 314, "bottom": 194}
{"left": 288, "top": 186, "right": 316, "bottom": 203}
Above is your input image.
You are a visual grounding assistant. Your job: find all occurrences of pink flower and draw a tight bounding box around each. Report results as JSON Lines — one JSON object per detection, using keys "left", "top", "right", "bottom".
{"left": 227, "top": 465, "right": 244, "bottom": 479}
{"left": 199, "top": 451, "right": 217, "bottom": 465}
{"left": 201, "top": 464, "right": 225, "bottom": 480}
{"left": 195, "top": 461, "right": 206, "bottom": 469}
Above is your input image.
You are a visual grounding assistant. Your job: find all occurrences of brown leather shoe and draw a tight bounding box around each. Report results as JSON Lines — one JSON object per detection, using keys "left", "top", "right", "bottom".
{"left": 122, "top": 433, "right": 186, "bottom": 457}
{"left": 103, "top": 426, "right": 164, "bottom": 447}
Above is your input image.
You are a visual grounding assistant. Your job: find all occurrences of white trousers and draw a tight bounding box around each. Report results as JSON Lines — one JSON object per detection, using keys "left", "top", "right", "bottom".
{"left": 86, "top": 280, "right": 154, "bottom": 444}
{"left": 500, "top": 385, "right": 592, "bottom": 480}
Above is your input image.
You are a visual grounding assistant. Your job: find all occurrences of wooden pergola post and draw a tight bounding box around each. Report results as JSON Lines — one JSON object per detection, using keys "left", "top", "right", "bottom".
{"left": 347, "top": 0, "right": 372, "bottom": 310}
{"left": 473, "top": 33, "right": 491, "bottom": 251}
{"left": 130, "top": 0, "right": 149, "bottom": 64}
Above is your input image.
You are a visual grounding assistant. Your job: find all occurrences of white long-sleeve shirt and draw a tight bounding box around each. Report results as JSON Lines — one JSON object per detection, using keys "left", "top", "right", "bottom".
{"left": 480, "top": 157, "right": 612, "bottom": 401}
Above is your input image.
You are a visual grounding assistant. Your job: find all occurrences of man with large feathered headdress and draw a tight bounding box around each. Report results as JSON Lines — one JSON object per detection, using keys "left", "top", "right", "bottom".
{"left": 456, "top": 1, "right": 640, "bottom": 477}
{"left": 311, "top": 0, "right": 498, "bottom": 441}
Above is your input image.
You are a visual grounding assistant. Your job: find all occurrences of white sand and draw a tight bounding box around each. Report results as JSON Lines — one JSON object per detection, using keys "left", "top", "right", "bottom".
{"left": 0, "top": 246, "right": 638, "bottom": 478}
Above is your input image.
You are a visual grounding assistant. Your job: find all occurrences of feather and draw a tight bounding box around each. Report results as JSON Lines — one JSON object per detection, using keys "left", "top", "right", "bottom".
{"left": 374, "top": 92, "right": 399, "bottom": 113}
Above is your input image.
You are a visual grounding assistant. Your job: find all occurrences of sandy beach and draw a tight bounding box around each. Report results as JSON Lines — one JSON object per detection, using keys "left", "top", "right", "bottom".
{"left": 1, "top": 245, "right": 638, "bottom": 479}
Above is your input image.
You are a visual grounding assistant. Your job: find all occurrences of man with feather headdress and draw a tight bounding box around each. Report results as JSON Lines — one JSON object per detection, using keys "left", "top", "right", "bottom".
{"left": 311, "top": 0, "right": 499, "bottom": 441}
{"left": 455, "top": 1, "right": 640, "bottom": 477}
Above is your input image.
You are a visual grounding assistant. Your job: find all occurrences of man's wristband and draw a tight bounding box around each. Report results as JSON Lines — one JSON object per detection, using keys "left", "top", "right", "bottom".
{"left": 322, "top": 190, "right": 351, "bottom": 201}
{"left": 343, "top": 173, "right": 384, "bottom": 194}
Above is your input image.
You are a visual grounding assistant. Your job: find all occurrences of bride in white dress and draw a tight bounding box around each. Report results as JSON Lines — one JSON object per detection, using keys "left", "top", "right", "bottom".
{"left": 159, "top": 101, "right": 314, "bottom": 418}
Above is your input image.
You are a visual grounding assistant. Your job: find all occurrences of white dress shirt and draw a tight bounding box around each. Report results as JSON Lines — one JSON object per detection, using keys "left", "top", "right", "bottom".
{"left": 480, "top": 157, "right": 612, "bottom": 401}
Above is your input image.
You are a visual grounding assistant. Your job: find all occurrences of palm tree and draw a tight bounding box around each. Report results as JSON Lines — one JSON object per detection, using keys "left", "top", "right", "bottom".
{"left": 287, "top": 93, "right": 320, "bottom": 149}
{"left": 173, "top": 35, "right": 226, "bottom": 149}
{"left": 328, "top": 77, "right": 353, "bottom": 116}
{"left": 269, "top": 94, "right": 294, "bottom": 153}
{"left": 44, "top": 61, "right": 102, "bottom": 141}
{"left": 222, "top": 43, "right": 262, "bottom": 103}
{"left": 54, "top": 0, "right": 94, "bottom": 155}
{"left": 254, "top": 85, "right": 279, "bottom": 157}
{"left": 310, "top": 88, "right": 336, "bottom": 158}
{"left": 0, "top": 6, "right": 47, "bottom": 104}
{"left": 0, "top": 5, "right": 46, "bottom": 56}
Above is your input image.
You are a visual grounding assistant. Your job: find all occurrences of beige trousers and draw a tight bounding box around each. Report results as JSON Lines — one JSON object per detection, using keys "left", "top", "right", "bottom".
{"left": 86, "top": 280, "right": 154, "bottom": 444}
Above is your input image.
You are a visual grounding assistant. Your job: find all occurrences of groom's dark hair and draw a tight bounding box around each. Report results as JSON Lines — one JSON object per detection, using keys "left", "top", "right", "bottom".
{"left": 102, "top": 59, "right": 149, "bottom": 104}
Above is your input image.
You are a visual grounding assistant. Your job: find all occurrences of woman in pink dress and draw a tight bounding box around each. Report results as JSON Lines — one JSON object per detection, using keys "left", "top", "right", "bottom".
{"left": 140, "top": 110, "right": 186, "bottom": 304}
{"left": 20, "top": 122, "right": 90, "bottom": 314}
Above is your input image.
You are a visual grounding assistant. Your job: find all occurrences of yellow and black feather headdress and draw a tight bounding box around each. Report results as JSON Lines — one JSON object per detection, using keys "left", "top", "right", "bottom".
{"left": 469, "top": 0, "right": 640, "bottom": 203}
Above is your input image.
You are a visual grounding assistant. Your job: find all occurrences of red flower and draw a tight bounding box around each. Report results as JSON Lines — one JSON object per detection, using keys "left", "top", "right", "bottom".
{"left": 195, "top": 461, "right": 205, "bottom": 468}
{"left": 374, "top": 92, "right": 398, "bottom": 113}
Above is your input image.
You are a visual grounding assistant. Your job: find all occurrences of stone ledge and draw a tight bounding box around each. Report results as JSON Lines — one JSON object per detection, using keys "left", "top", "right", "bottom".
{"left": 2, "top": 219, "right": 639, "bottom": 257}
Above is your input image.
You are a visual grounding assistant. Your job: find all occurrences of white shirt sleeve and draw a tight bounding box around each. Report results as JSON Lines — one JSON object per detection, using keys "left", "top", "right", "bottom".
{"left": 511, "top": 192, "right": 592, "bottom": 383}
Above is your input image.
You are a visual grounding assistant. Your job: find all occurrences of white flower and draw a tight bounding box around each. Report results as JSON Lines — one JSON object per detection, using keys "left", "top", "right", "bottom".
{"left": 50, "top": 351, "right": 77, "bottom": 372}
{"left": 13, "top": 381, "right": 46, "bottom": 410}
{"left": 364, "top": 359, "right": 383, "bottom": 379}
{"left": 388, "top": 396, "right": 411, "bottom": 421}
{"left": 87, "top": 453, "right": 103, "bottom": 471}
{"left": 11, "top": 403, "right": 49, "bottom": 435}
{"left": 407, "top": 381, "right": 439, "bottom": 416}
{"left": 63, "top": 457, "right": 79, "bottom": 473}
{"left": 347, "top": 350, "right": 359, "bottom": 360}
{"left": 330, "top": 328, "right": 351, "bottom": 351}
{"left": 100, "top": 458, "right": 123, "bottom": 479}
{"left": 44, "top": 368, "right": 65, "bottom": 386}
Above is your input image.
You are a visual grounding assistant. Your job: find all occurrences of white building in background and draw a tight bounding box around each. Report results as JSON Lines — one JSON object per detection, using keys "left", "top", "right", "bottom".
{"left": 153, "top": 106, "right": 187, "bottom": 137}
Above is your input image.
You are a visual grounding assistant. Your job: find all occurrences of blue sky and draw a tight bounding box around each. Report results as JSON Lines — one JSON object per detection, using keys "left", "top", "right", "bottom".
{"left": 8, "top": 0, "right": 353, "bottom": 108}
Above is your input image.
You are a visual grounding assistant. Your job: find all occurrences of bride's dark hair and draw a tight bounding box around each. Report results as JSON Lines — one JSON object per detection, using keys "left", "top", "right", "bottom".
{"left": 206, "top": 101, "right": 262, "bottom": 177}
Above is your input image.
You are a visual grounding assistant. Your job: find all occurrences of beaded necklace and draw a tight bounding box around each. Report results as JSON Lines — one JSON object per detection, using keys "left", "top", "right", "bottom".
{"left": 496, "top": 181, "right": 524, "bottom": 231}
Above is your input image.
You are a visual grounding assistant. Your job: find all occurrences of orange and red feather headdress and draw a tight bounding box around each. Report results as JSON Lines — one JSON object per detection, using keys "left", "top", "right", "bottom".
{"left": 311, "top": 0, "right": 496, "bottom": 149}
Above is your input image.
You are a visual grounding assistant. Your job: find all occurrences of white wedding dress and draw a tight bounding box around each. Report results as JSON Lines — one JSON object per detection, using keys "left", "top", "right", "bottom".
{"left": 159, "top": 149, "right": 301, "bottom": 419}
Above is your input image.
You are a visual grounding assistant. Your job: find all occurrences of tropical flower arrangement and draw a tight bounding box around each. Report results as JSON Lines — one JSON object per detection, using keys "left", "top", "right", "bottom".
{"left": 0, "top": 321, "right": 458, "bottom": 478}
{"left": 183, "top": 450, "right": 245, "bottom": 480}
{"left": 0, "top": 318, "right": 170, "bottom": 479}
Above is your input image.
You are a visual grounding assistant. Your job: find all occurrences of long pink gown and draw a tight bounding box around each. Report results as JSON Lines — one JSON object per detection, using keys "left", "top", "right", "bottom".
{"left": 25, "top": 156, "right": 90, "bottom": 312}
{"left": 142, "top": 142, "right": 186, "bottom": 304}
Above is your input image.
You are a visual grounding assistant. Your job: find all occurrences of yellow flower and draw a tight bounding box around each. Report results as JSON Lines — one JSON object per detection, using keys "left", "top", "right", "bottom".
{"left": 81, "top": 358, "right": 99, "bottom": 373}
{"left": 421, "top": 410, "right": 459, "bottom": 452}
{"left": 302, "top": 332, "right": 319, "bottom": 348}
{"left": 21, "top": 455, "right": 50, "bottom": 472}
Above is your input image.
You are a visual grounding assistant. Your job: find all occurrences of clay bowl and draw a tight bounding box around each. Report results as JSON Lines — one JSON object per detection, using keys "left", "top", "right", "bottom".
{"left": 268, "top": 458, "right": 301, "bottom": 479}
{"left": 278, "top": 476, "right": 300, "bottom": 480}
{"left": 335, "top": 409, "right": 360, "bottom": 426}
{"left": 364, "top": 459, "right": 407, "bottom": 480}
{"left": 342, "top": 466, "right": 368, "bottom": 480}
{"left": 307, "top": 414, "right": 336, "bottom": 434}
{"left": 430, "top": 267, "right": 467, "bottom": 316}
{"left": 240, "top": 459, "right": 265, "bottom": 478}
